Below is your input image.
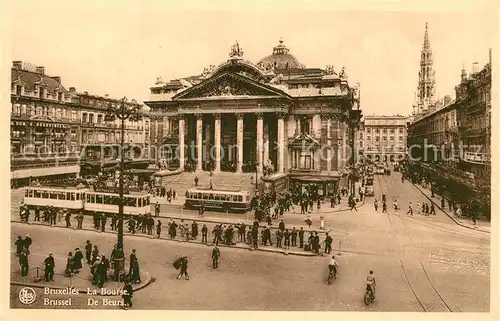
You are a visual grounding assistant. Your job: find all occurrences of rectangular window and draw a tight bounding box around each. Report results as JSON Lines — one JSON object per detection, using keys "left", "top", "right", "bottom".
{"left": 300, "top": 118, "right": 310, "bottom": 135}
{"left": 390, "top": 129, "right": 395, "bottom": 134}
{"left": 375, "top": 128, "right": 380, "bottom": 134}
{"left": 399, "top": 128, "right": 404, "bottom": 134}
{"left": 300, "top": 154, "right": 312, "bottom": 169}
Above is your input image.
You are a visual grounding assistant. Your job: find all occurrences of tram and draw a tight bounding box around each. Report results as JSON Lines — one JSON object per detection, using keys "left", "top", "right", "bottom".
{"left": 184, "top": 188, "right": 251, "bottom": 213}
{"left": 22, "top": 186, "right": 151, "bottom": 216}
{"left": 364, "top": 175, "right": 375, "bottom": 196}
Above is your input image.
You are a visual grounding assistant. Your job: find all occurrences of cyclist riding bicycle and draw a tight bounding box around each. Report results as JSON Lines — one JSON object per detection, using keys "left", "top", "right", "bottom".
{"left": 328, "top": 255, "right": 338, "bottom": 276}
{"left": 366, "top": 270, "right": 376, "bottom": 298}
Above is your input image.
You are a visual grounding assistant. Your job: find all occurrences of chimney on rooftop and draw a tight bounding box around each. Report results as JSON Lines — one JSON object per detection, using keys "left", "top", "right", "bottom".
{"left": 36, "top": 66, "right": 45, "bottom": 75}
{"left": 13, "top": 61, "right": 22, "bottom": 69}
{"left": 472, "top": 62, "right": 479, "bottom": 74}
{"left": 83, "top": 91, "right": 88, "bottom": 95}
{"left": 52, "top": 76, "right": 61, "bottom": 83}
{"left": 104, "top": 94, "right": 109, "bottom": 98}
{"left": 69, "top": 87, "right": 76, "bottom": 92}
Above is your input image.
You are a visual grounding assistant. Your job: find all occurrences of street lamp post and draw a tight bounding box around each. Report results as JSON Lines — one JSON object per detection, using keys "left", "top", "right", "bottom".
{"left": 105, "top": 97, "right": 142, "bottom": 281}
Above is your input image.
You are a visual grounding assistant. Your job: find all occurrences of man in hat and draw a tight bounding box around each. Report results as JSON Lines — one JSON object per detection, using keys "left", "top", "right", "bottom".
{"left": 19, "top": 248, "right": 29, "bottom": 277}
{"left": 23, "top": 234, "right": 32, "bottom": 253}
{"left": 85, "top": 240, "right": 92, "bottom": 264}
{"left": 72, "top": 248, "right": 83, "bottom": 273}
{"left": 211, "top": 245, "right": 220, "bottom": 269}
{"left": 44, "top": 253, "right": 55, "bottom": 281}
{"left": 122, "top": 278, "right": 134, "bottom": 310}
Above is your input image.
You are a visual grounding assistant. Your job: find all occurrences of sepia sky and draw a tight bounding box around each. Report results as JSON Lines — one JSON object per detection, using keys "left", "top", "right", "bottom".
{"left": 6, "top": 1, "right": 498, "bottom": 116}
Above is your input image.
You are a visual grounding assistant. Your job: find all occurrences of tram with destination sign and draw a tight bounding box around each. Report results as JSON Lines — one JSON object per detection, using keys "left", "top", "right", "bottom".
{"left": 184, "top": 188, "right": 251, "bottom": 213}
{"left": 22, "top": 186, "right": 151, "bottom": 216}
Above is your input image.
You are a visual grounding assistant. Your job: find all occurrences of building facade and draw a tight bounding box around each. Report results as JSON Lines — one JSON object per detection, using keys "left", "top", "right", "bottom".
{"left": 10, "top": 61, "right": 150, "bottom": 182}
{"left": 146, "top": 40, "right": 361, "bottom": 195}
{"left": 407, "top": 46, "right": 492, "bottom": 219}
{"left": 356, "top": 115, "right": 408, "bottom": 163}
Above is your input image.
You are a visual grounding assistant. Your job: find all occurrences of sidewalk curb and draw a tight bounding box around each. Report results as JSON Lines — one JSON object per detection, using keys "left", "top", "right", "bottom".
{"left": 153, "top": 199, "right": 367, "bottom": 229}
{"left": 11, "top": 221, "right": 320, "bottom": 257}
{"left": 410, "top": 183, "right": 490, "bottom": 234}
{"left": 11, "top": 271, "right": 154, "bottom": 294}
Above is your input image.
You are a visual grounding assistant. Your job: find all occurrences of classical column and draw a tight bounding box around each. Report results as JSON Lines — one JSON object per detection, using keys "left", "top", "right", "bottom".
{"left": 236, "top": 113, "right": 244, "bottom": 173}
{"left": 264, "top": 124, "right": 269, "bottom": 165}
{"left": 277, "top": 113, "right": 285, "bottom": 173}
{"left": 196, "top": 114, "right": 203, "bottom": 171}
{"left": 256, "top": 113, "right": 264, "bottom": 173}
{"left": 327, "top": 117, "right": 332, "bottom": 172}
{"left": 178, "top": 116, "right": 185, "bottom": 169}
{"left": 214, "top": 113, "right": 221, "bottom": 172}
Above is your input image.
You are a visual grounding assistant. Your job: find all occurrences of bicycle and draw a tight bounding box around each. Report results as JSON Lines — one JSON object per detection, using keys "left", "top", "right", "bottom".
{"left": 364, "top": 284, "right": 375, "bottom": 305}
{"left": 327, "top": 266, "right": 337, "bottom": 284}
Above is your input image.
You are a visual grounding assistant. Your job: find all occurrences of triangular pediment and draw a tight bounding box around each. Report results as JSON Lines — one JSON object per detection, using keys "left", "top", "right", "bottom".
{"left": 172, "top": 72, "right": 291, "bottom": 100}
{"left": 12, "top": 76, "right": 26, "bottom": 86}
{"left": 288, "top": 133, "right": 321, "bottom": 149}
{"left": 30, "top": 115, "right": 55, "bottom": 122}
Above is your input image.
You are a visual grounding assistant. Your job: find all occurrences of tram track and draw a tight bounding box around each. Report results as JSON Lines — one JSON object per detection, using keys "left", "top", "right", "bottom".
{"left": 400, "top": 259, "right": 454, "bottom": 312}
{"left": 384, "top": 172, "right": 486, "bottom": 241}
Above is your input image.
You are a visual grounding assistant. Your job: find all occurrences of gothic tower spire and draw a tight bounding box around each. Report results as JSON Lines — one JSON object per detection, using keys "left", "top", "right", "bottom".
{"left": 416, "top": 22, "right": 436, "bottom": 110}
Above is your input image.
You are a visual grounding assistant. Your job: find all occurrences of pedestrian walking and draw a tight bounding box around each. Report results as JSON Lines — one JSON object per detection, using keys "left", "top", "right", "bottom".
{"left": 43, "top": 253, "right": 55, "bottom": 281}
{"left": 91, "top": 245, "right": 99, "bottom": 264}
{"left": 298, "top": 227, "right": 304, "bottom": 248}
{"left": 19, "top": 248, "right": 29, "bottom": 277}
{"left": 65, "top": 252, "right": 74, "bottom": 276}
{"left": 324, "top": 233, "right": 333, "bottom": 254}
{"left": 14, "top": 236, "right": 24, "bottom": 256}
{"left": 156, "top": 220, "right": 162, "bottom": 238}
{"left": 154, "top": 202, "right": 160, "bottom": 217}
{"left": 407, "top": 202, "right": 413, "bottom": 216}
{"left": 201, "top": 224, "right": 208, "bottom": 244}
{"left": 430, "top": 203, "right": 436, "bottom": 215}
{"left": 175, "top": 256, "right": 189, "bottom": 280}
{"left": 85, "top": 240, "right": 92, "bottom": 264}
{"left": 212, "top": 245, "right": 220, "bottom": 269}
{"left": 73, "top": 248, "right": 83, "bottom": 273}
{"left": 122, "top": 279, "right": 133, "bottom": 310}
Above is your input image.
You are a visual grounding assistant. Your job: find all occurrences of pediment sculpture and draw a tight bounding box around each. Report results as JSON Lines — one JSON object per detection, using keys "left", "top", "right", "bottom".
{"left": 201, "top": 65, "right": 217, "bottom": 77}
{"left": 269, "top": 74, "right": 284, "bottom": 85}
{"left": 325, "top": 65, "right": 337, "bottom": 75}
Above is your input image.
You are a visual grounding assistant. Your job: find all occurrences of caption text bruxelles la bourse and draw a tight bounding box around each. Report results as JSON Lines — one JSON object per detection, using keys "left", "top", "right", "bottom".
{"left": 42, "top": 287, "right": 128, "bottom": 307}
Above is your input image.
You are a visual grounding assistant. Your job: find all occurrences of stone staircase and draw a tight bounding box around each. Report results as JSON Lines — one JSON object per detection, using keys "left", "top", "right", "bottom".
{"left": 160, "top": 171, "right": 255, "bottom": 194}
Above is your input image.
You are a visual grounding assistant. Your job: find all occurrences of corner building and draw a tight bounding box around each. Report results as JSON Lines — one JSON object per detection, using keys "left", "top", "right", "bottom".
{"left": 146, "top": 40, "right": 361, "bottom": 196}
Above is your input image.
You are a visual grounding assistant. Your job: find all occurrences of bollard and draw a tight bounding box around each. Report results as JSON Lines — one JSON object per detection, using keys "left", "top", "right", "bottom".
{"left": 337, "top": 240, "right": 342, "bottom": 256}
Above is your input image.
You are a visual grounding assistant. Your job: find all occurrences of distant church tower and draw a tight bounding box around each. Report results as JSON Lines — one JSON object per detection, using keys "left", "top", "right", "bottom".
{"left": 413, "top": 22, "right": 436, "bottom": 114}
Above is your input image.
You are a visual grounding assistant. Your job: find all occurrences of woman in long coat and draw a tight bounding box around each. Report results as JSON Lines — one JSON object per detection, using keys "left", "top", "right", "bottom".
{"left": 72, "top": 248, "right": 83, "bottom": 272}
{"left": 65, "top": 252, "right": 74, "bottom": 276}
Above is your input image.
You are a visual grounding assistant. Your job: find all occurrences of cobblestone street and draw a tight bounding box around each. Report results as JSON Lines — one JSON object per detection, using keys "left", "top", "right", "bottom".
{"left": 10, "top": 172, "right": 490, "bottom": 311}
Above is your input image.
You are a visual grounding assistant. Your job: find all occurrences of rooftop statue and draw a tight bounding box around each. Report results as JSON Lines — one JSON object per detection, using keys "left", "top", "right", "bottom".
{"left": 229, "top": 41, "right": 244, "bottom": 58}
{"left": 155, "top": 77, "right": 163, "bottom": 85}
{"left": 339, "top": 66, "right": 348, "bottom": 80}
{"left": 325, "top": 65, "right": 337, "bottom": 75}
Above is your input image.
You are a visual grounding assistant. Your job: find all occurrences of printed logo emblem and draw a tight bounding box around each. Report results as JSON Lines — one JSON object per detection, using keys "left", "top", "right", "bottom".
{"left": 19, "top": 287, "right": 36, "bottom": 305}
